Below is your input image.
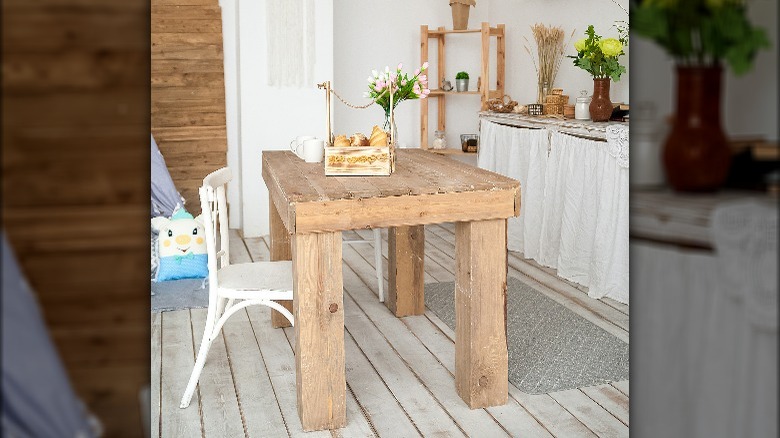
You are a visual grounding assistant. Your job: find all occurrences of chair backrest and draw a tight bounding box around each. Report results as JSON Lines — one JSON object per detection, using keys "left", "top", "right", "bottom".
{"left": 199, "top": 167, "right": 233, "bottom": 287}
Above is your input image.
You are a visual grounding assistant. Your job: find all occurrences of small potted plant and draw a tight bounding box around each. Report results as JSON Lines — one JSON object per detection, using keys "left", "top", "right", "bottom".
{"left": 455, "top": 71, "right": 469, "bottom": 92}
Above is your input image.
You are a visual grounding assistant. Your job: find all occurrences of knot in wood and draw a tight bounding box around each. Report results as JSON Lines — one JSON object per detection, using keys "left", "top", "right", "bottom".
{"left": 479, "top": 375, "right": 488, "bottom": 387}
{"left": 329, "top": 303, "right": 339, "bottom": 313}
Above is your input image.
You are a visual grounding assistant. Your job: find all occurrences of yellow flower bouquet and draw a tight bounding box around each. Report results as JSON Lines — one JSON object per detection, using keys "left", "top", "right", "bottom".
{"left": 569, "top": 25, "right": 627, "bottom": 81}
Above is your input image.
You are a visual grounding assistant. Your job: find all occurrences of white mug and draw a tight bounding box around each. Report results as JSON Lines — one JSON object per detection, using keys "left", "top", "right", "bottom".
{"left": 290, "top": 135, "right": 316, "bottom": 158}
{"left": 301, "top": 138, "right": 325, "bottom": 163}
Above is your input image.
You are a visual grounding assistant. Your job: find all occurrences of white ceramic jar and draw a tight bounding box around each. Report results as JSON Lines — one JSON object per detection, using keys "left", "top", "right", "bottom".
{"left": 575, "top": 90, "right": 591, "bottom": 120}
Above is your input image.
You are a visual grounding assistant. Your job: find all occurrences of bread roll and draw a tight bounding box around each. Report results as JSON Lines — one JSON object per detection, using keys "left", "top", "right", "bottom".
{"left": 350, "top": 133, "right": 369, "bottom": 146}
{"left": 333, "top": 135, "right": 350, "bottom": 147}
{"left": 369, "top": 129, "right": 388, "bottom": 146}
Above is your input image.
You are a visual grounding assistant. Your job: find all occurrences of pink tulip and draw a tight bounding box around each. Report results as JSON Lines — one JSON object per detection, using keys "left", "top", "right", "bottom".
{"left": 422, "top": 88, "right": 430, "bottom": 95}
{"left": 414, "top": 68, "right": 420, "bottom": 76}
{"left": 397, "top": 63, "right": 403, "bottom": 70}
{"left": 375, "top": 81, "right": 385, "bottom": 91}
{"left": 422, "top": 62, "right": 429, "bottom": 70}
{"left": 419, "top": 75, "right": 427, "bottom": 82}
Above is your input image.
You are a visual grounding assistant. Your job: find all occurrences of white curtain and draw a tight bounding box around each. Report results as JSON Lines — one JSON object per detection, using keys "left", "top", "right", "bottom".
{"left": 478, "top": 121, "right": 629, "bottom": 303}
{"left": 632, "top": 199, "right": 777, "bottom": 438}
{"left": 266, "top": 0, "right": 315, "bottom": 88}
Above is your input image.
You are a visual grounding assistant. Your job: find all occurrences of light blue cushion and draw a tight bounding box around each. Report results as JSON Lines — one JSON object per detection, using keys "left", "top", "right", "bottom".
{"left": 156, "top": 254, "right": 208, "bottom": 282}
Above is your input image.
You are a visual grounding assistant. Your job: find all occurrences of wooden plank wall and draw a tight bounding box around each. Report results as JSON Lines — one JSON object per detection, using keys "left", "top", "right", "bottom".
{"left": 151, "top": 0, "right": 227, "bottom": 209}
{"left": 1, "top": 0, "right": 149, "bottom": 436}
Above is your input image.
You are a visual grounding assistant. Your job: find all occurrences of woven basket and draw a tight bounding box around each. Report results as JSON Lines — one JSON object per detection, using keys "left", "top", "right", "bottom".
{"left": 563, "top": 104, "right": 575, "bottom": 119}
{"left": 544, "top": 94, "right": 567, "bottom": 105}
{"left": 486, "top": 95, "right": 518, "bottom": 113}
{"left": 551, "top": 88, "right": 563, "bottom": 95}
{"left": 543, "top": 103, "right": 564, "bottom": 115}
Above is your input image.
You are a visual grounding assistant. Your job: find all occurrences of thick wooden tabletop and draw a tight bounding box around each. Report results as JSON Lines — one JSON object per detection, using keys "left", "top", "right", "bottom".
{"left": 262, "top": 148, "right": 520, "bottom": 234}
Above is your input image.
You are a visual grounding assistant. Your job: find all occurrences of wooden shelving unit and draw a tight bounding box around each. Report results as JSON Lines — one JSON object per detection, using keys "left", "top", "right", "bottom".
{"left": 420, "top": 22, "right": 505, "bottom": 150}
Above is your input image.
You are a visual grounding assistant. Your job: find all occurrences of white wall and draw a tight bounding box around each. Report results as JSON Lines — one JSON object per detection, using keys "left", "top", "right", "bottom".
{"left": 225, "top": 0, "right": 334, "bottom": 237}
{"left": 631, "top": 0, "right": 777, "bottom": 140}
{"left": 333, "top": 0, "right": 492, "bottom": 152}
{"left": 220, "top": 0, "right": 242, "bottom": 229}
{"left": 488, "top": 0, "right": 630, "bottom": 106}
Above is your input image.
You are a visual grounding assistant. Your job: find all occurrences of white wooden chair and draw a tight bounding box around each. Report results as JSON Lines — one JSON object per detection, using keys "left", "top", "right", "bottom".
{"left": 344, "top": 229, "right": 385, "bottom": 302}
{"left": 180, "top": 167, "right": 294, "bottom": 409}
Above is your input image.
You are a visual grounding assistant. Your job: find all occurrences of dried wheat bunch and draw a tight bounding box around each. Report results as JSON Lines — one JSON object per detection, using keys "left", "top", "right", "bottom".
{"left": 524, "top": 24, "right": 573, "bottom": 103}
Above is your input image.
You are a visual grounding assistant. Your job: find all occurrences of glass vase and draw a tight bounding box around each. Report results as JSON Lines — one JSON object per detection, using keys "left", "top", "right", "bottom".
{"left": 383, "top": 107, "right": 398, "bottom": 145}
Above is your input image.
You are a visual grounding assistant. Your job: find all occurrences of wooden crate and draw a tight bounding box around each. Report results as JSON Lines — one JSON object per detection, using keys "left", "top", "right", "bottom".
{"left": 324, "top": 145, "right": 396, "bottom": 176}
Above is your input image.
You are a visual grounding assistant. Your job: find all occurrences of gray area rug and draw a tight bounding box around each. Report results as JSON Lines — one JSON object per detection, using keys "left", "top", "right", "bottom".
{"left": 151, "top": 279, "right": 208, "bottom": 313}
{"left": 425, "top": 277, "right": 629, "bottom": 394}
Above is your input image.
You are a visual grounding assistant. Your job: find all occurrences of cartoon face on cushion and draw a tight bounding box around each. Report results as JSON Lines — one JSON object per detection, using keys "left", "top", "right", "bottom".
{"left": 152, "top": 209, "right": 207, "bottom": 257}
{"left": 151, "top": 209, "right": 208, "bottom": 281}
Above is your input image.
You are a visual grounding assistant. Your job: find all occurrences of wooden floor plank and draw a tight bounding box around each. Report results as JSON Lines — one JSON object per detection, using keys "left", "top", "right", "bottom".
{"left": 339, "top": 294, "right": 464, "bottom": 436}
{"left": 339, "top": 385, "right": 379, "bottom": 438}
{"left": 221, "top": 309, "right": 289, "bottom": 437}
{"left": 342, "top": 330, "right": 421, "bottom": 436}
{"left": 279, "top": 326, "right": 377, "bottom": 437}
{"left": 350, "top": 225, "right": 621, "bottom": 436}
{"left": 355, "top": 227, "right": 454, "bottom": 283}
{"left": 611, "top": 380, "right": 629, "bottom": 397}
{"left": 244, "top": 236, "right": 270, "bottom": 262}
{"left": 346, "top": 229, "right": 436, "bottom": 285}
{"left": 228, "top": 229, "right": 252, "bottom": 264}
{"left": 549, "top": 388, "right": 629, "bottom": 437}
{"left": 244, "top": 306, "right": 331, "bottom": 438}
{"left": 581, "top": 384, "right": 630, "bottom": 426}
{"left": 341, "top": 255, "right": 510, "bottom": 437}
{"left": 189, "top": 308, "right": 245, "bottom": 438}
{"left": 153, "top": 230, "right": 628, "bottom": 437}
{"left": 402, "top": 315, "right": 553, "bottom": 437}
{"left": 160, "top": 311, "right": 203, "bottom": 438}
{"left": 151, "top": 312, "right": 162, "bottom": 438}
{"left": 509, "top": 389, "right": 597, "bottom": 438}
{"left": 421, "top": 307, "right": 598, "bottom": 438}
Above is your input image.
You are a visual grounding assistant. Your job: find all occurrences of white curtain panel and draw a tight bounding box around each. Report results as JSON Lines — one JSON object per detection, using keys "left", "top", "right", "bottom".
{"left": 632, "top": 200, "right": 777, "bottom": 437}
{"left": 266, "top": 0, "right": 315, "bottom": 88}
{"left": 478, "top": 121, "right": 629, "bottom": 304}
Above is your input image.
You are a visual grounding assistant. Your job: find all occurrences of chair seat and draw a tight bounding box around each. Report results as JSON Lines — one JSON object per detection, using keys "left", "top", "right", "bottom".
{"left": 217, "top": 261, "right": 293, "bottom": 300}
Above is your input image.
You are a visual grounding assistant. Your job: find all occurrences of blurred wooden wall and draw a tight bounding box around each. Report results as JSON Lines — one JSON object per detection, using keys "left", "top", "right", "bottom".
{"left": 1, "top": 0, "right": 149, "bottom": 436}
{"left": 151, "top": 0, "right": 227, "bottom": 209}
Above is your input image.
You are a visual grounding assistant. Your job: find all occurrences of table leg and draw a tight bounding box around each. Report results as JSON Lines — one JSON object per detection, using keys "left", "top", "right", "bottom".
{"left": 455, "top": 219, "right": 508, "bottom": 408}
{"left": 269, "top": 200, "right": 293, "bottom": 328}
{"left": 292, "top": 231, "right": 346, "bottom": 431}
{"left": 387, "top": 225, "right": 425, "bottom": 317}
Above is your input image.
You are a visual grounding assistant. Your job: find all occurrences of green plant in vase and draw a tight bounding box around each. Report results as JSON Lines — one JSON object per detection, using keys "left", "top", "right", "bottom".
{"left": 631, "top": 0, "right": 771, "bottom": 191}
{"left": 569, "top": 25, "right": 627, "bottom": 121}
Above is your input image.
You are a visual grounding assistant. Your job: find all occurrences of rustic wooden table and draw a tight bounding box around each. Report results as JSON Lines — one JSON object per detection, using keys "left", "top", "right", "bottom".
{"left": 262, "top": 148, "right": 520, "bottom": 431}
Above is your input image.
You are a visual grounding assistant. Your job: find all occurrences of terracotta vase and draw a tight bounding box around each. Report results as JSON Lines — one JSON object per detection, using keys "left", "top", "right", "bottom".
{"left": 451, "top": 3, "right": 470, "bottom": 30}
{"left": 589, "top": 78, "right": 613, "bottom": 122}
{"left": 663, "top": 66, "right": 731, "bottom": 192}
